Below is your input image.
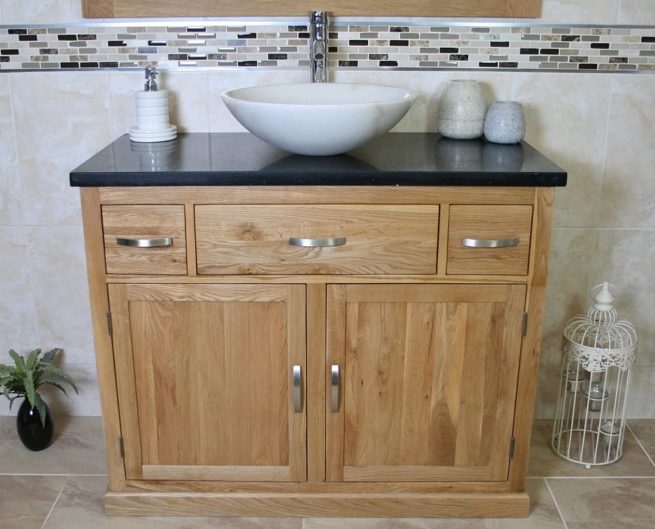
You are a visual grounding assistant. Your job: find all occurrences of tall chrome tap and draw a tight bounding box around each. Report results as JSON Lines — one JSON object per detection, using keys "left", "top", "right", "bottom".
{"left": 310, "top": 11, "right": 329, "bottom": 82}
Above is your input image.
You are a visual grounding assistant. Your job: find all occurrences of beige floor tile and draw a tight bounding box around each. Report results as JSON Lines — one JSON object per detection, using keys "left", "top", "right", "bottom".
{"left": 45, "top": 476, "right": 302, "bottom": 529}
{"left": 0, "top": 416, "right": 106, "bottom": 475}
{"left": 303, "top": 479, "right": 563, "bottom": 528}
{"left": 0, "top": 475, "right": 67, "bottom": 529}
{"left": 547, "top": 478, "right": 655, "bottom": 529}
{"left": 629, "top": 420, "right": 655, "bottom": 461}
{"left": 528, "top": 420, "right": 655, "bottom": 477}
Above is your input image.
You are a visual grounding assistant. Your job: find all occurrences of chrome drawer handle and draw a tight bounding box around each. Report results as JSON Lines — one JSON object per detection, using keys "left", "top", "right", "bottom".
{"left": 288, "top": 237, "right": 346, "bottom": 248}
{"left": 461, "top": 237, "right": 519, "bottom": 249}
{"left": 116, "top": 237, "right": 173, "bottom": 248}
{"left": 331, "top": 364, "right": 340, "bottom": 413}
{"left": 293, "top": 365, "right": 302, "bottom": 413}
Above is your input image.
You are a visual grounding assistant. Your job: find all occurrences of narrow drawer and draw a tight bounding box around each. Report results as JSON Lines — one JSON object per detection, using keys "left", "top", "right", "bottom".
{"left": 195, "top": 205, "right": 439, "bottom": 275}
{"left": 447, "top": 205, "right": 533, "bottom": 276}
{"left": 102, "top": 205, "right": 187, "bottom": 275}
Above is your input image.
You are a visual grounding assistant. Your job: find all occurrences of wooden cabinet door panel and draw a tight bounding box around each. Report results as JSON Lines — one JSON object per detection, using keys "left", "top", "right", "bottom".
{"left": 109, "top": 283, "right": 306, "bottom": 481}
{"left": 326, "top": 283, "right": 525, "bottom": 482}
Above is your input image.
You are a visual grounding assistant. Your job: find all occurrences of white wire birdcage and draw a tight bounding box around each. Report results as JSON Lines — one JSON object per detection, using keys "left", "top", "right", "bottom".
{"left": 551, "top": 282, "right": 638, "bottom": 467}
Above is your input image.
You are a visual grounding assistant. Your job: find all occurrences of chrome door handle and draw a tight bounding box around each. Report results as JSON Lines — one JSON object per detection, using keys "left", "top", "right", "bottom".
{"left": 461, "top": 237, "right": 519, "bottom": 248}
{"left": 331, "top": 364, "right": 340, "bottom": 412}
{"left": 288, "top": 237, "right": 346, "bottom": 248}
{"left": 293, "top": 365, "right": 302, "bottom": 413}
{"left": 117, "top": 237, "right": 173, "bottom": 248}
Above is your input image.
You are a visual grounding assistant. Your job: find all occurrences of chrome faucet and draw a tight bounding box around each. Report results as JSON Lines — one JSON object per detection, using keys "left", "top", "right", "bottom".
{"left": 310, "top": 11, "right": 330, "bottom": 82}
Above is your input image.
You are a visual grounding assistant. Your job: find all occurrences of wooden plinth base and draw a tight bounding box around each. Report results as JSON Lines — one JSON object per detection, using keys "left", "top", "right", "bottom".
{"left": 105, "top": 491, "right": 530, "bottom": 517}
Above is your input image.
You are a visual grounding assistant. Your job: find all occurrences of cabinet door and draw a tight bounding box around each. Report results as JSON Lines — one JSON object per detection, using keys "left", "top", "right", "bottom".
{"left": 108, "top": 283, "right": 306, "bottom": 481}
{"left": 326, "top": 283, "right": 525, "bottom": 482}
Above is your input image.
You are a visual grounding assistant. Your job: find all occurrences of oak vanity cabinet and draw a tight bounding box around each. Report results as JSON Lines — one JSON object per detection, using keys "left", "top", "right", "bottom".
{"left": 79, "top": 184, "right": 555, "bottom": 518}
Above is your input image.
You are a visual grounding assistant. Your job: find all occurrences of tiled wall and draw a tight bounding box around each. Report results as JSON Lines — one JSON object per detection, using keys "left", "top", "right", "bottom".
{"left": 1, "top": 21, "right": 655, "bottom": 72}
{"left": 1, "top": 0, "right": 655, "bottom": 419}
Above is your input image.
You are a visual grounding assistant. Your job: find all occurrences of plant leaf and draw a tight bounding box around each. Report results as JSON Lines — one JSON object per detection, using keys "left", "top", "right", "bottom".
{"left": 44, "top": 381, "right": 69, "bottom": 397}
{"left": 42, "top": 368, "right": 78, "bottom": 394}
{"left": 8, "top": 350, "right": 26, "bottom": 373}
{"left": 41, "top": 374, "right": 78, "bottom": 395}
{"left": 23, "top": 367, "right": 37, "bottom": 410}
{"left": 26, "top": 349, "right": 39, "bottom": 371}
{"left": 41, "top": 348, "right": 61, "bottom": 365}
{"left": 34, "top": 393, "right": 47, "bottom": 428}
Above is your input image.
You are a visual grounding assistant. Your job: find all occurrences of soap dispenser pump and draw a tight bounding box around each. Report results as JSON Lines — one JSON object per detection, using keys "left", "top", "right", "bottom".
{"left": 144, "top": 66, "right": 158, "bottom": 91}
{"left": 129, "top": 66, "right": 177, "bottom": 143}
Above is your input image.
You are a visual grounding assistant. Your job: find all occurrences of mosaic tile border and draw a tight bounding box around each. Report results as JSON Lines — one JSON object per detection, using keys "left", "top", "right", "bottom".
{"left": 1, "top": 21, "right": 654, "bottom": 72}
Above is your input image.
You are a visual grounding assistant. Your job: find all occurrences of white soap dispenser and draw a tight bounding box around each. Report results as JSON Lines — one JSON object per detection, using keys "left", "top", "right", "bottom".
{"left": 129, "top": 66, "right": 177, "bottom": 143}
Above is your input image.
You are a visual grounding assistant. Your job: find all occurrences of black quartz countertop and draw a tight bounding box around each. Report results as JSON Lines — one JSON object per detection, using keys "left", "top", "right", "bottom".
{"left": 70, "top": 132, "right": 567, "bottom": 187}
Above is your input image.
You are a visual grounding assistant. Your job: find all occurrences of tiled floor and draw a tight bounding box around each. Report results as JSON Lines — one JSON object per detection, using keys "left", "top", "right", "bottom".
{"left": 1, "top": 417, "right": 654, "bottom": 528}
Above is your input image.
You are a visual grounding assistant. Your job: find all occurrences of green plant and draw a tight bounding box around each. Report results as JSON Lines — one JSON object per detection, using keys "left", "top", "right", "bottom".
{"left": 0, "top": 348, "right": 78, "bottom": 426}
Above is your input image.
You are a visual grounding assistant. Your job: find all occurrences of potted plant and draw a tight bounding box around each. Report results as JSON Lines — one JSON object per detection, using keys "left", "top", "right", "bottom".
{"left": 0, "top": 348, "right": 78, "bottom": 451}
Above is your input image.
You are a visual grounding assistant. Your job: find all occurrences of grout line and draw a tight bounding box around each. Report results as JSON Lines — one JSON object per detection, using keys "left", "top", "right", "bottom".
{"left": 545, "top": 478, "right": 570, "bottom": 529}
{"left": 0, "top": 472, "right": 107, "bottom": 477}
{"left": 39, "top": 477, "right": 68, "bottom": 529}
{"left": 627, "top": 423, "right": 655, "bottom": 468}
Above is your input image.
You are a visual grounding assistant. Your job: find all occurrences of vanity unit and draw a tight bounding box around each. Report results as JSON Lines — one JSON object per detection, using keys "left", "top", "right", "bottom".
{"left": 71, "top": 133, "right": 566, "bottom": 517}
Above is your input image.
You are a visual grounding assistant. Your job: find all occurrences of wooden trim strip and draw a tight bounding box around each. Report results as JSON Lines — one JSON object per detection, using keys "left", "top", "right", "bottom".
{"left": 80, "top": 188, "right": 126, "bottom": 491}
{"left": 125, "top": 283, "right": 291, "bottom": 302}
{"left": 105, "top": 491, "right": 531, "bottom": 517}
{"left": 142, "top": 465, "right": 292, "bottom": 481}
{"left": 84, "top": 0, "right": 542, "bottom": 18}
{"left": 508, "top": 188, "right": 555, "bottom": 489}
{"left": 343, "top": 465, "right": 492, "bottom": 482}
{"left": 98, "top": 186, "right": 536, "bottom": 205}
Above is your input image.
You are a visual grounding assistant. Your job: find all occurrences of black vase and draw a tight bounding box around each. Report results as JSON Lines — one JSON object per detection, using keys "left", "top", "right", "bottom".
{"left": 16, "top": 398, "right": 54, "bottom": 451}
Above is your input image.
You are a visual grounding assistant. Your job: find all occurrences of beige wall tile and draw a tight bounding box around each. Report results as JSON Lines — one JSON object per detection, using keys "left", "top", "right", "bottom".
{"left": 600, "top": 76, "right": 655, "bottom": 229}
{"left": 0, "top": 228, "right": 37, "bottom": 354}
{"left": 536, "top": 228, "right": 598, "bottom": 418}
{"left": 538, "top": 0, "right": 619, "bottom": 22}
{"left": 591, "top": 229, "right": 655, "bottom": 366}
{"left": 108, "top": 71, "right": 142, "bottom": 139}
{"left": 27, "top": 226, "right": 93, "bottom": 365}
{"left": 510, "top": 73, "right": 612, "bottom": 229}
{"left": 162, "top": 71, "right": 210, "bottom": 132}
{"left": 0, "top": 0, "right": 81, "bottom": 23}
{"left": 619, "top": 0, "right": 655, "bottom": 24}
{"left": 0, "top": 476, "right": 67, "bottom": 529}
{"left": 0, "top": 76, "right": 21, "bottom": 226}
{"left": 628, "top": 367, "right": 655, "bottom": 418}
{"left": 11, "top": 72, "right": 112, "bottom": 227}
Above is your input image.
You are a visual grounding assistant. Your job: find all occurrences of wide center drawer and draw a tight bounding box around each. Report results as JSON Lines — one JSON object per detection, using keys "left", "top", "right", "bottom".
{"left": 195, "top": 205, "right": 439, "bottom": 275}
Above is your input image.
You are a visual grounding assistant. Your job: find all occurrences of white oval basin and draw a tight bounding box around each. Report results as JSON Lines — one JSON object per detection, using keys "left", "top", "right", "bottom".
{"left": 221, "top": 83, "right": 416, "bottom": 156}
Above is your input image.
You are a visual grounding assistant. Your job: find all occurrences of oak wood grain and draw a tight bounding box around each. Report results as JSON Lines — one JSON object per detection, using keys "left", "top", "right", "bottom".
{"left": 447, "top": 205, "right": 533, "bottom": 276}
{"left": 109, "top": 283, "right": 306, "bottom": 481}
{"left": 105, "top": 491, "right": 530, "bottom": 517}
{"left": 83, "top": 0, "right": 542, "bottom": 18}
{"left": 326, "top": 283, "right": 526, "bottom": 482}
{"left": 99, "top": 186, "right": 536, "bottom": 205}
{"left": 80, "top": 188, "right": 126, "bottom": 490}
{"left": 195, "top": 205, "right": 438, "bottom": 275}
{"left": 102, "top": 205, "right": 186, "bottom": 275}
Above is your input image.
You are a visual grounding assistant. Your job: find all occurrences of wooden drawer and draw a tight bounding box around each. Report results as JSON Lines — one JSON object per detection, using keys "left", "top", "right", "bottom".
{"left": 447, "top": 205, "right": 533, "bottom": 275}
{"left": 195, "top": 205, "right": 439, "bottom": 275}
{"left": 102, "top": 205, "right": 187, "bottom": 275}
